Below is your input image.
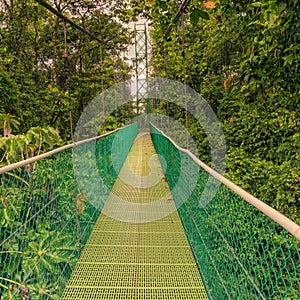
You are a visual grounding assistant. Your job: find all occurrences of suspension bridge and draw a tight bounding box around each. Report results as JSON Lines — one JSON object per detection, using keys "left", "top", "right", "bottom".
{"left": 0, "top": 122, "right": 299, "bottom": 299}
{"left": 1, "top": 0, "right": 300, "bottom": 299}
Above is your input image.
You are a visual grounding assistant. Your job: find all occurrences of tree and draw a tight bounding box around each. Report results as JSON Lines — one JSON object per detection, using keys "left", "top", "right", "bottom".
{"left": 134, "top": 0, "right": 300, "bottom": 222}
{"left": 0, "top": 0, "right": 133, "bottom": 140}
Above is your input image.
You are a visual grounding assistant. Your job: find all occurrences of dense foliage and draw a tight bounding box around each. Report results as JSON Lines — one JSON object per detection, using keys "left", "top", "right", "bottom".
{"left": 0, "top": 124, "right": 138, "bottom": 299}
{"left": 131, "top": 0, "right": 300, "bottom": 223}
{"left": 0, "top": 0, "right": 134, "bottom": 141}
{"left": 0, "top": 1, "right": 299, "bottom": 297}
{"left": 0, "top": 2, "right": 137, "bottom": 297}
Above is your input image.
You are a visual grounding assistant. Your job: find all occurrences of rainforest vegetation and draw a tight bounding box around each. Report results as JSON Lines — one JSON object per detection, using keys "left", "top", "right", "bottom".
{"left": 0, "top": 0, "right": 299, "bottom": 298}
{"left": 131, "top": 0, "right": 300, "bottom": 223}
{"left": 0, "top": 1, "right": 134, "bottom": 298}
{"left": 0, "top": 0, "right": 299, "bottom": 222}
{"left": 0, "top": 0, "right": 298, "bottom": 228}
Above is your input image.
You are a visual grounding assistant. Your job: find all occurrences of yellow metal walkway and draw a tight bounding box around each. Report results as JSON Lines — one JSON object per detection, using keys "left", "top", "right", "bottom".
{"left": 61, "top": 133, "right": 208, "bottom": 299}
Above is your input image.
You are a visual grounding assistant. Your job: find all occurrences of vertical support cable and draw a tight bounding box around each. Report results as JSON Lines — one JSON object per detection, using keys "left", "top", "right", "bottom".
{"left": 63, "top": 20, "right": 73, "bottom": 141}
{"left": 100, "top": 44, "right": 104, "bottom": 92}
{"left": 100, "top": 44, "right": 105, "bottom": 124}
{"left": 63, "top": 20, "right": 68, "bottom": 56}
{"left": 114, "top": 71, "right": 118, "bottom": 128}
{"left": 134, "top": 24, "right": 139, "bottom": 118}
{"left": 167, "top": 101, "right": 170, "bottom": 131}
{"left": 163, "top": 43, "right": 168, "bottom": 131}
{"left": 70, "top": 111, "right": 73, "bottom": 140}
{"left": 182, "top": 11, "right": 194, "bottom": 251}
{"left": 181, "top": 13, "right": 188, "bottom": 149}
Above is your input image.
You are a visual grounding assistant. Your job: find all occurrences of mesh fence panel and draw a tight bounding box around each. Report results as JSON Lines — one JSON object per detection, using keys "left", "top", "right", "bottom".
{"left": 151, "top": 125, "right": 300, "bottom": 300}
{"left": 0, "top": 123, "right": 138, "bottom": 299}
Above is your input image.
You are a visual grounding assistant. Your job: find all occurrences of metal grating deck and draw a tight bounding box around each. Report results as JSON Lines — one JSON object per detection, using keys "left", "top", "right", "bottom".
{"left": 61, "top": 133, "right": 208, "bottom": 299}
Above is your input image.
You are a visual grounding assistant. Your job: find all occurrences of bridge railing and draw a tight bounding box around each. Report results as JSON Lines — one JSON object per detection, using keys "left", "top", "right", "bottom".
{"left": 150, "top": 124, "right": 300, "bottom": 300}
{"left": 0, "top": 123, "right": 138, "bottom": 299}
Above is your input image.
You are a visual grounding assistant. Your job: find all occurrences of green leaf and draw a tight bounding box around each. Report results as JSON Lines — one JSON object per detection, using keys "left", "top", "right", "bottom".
{"left": 251, "top": 2, "right": 263, "bottom": 7}
{"left": 0, "top": 137, "right": 8, "bottom": 148}
{"left": 190, "top": 9, "right": 200, "bottom": 26}
{"left": 198, "top": 10, "right": 209, "bottom": 20}
{"left": 191, "top": 9, "right": 209, "bottom": 26}
{"left": 14, "top": 135, "right": 29, "bottom": 152}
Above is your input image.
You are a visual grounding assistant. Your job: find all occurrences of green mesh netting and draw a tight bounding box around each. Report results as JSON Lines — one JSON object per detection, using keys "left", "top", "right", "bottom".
{"left": 0, "top": 123, "right": 138, "bottom": 299}
{"left": 61, "top": 133, "right": 208, "bottom": 300}
{"left": 150, "top": 125, "right": 300, "bottom": 300}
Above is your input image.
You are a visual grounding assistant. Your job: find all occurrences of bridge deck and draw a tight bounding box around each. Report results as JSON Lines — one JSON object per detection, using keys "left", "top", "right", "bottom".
{"left": 61, "top": 133, "right": 208, "bottom": 299}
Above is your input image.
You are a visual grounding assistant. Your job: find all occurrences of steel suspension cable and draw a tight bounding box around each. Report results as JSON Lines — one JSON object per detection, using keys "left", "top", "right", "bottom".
{"left": 34, "top": 0, "right": 103, "bottom": 43}
{"left": 34, "top": 0, "right": 122, "bottom": 45}
{"left": 181, "top": 11, "right": 195, "bottom": 253}
{"left": 165, "top": 0, "right": 192, "bottom": 38}
{"left": 63, "top": 20, "right": 68, "bottom": 57}
{"left": 181, "top": 12, "right": 188, "bottom": 149}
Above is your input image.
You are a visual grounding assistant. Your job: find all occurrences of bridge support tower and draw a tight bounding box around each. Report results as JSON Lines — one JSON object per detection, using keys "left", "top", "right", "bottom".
{"left": 134, "top": 23, "right": 150, "bottom": 127}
